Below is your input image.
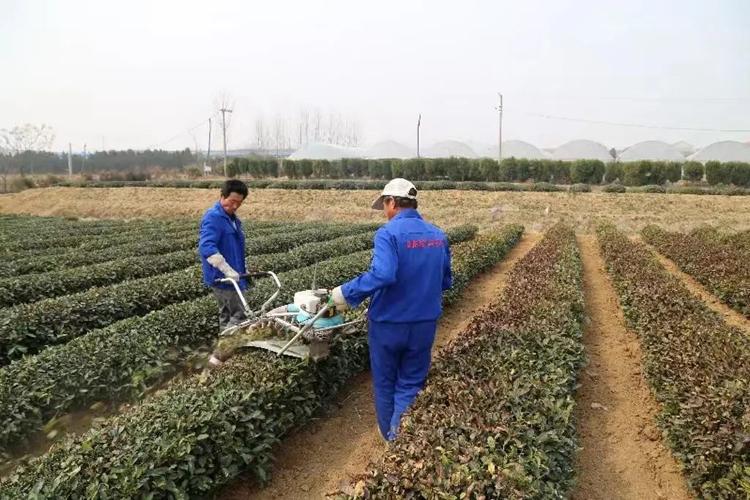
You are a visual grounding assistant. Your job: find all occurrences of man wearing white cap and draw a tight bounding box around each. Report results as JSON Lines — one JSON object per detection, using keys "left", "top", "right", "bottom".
{"left": 330, "top": 178, "right": 452, "bottom": 441}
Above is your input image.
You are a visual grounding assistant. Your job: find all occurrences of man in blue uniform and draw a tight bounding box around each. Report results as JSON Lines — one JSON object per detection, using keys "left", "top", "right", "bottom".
{"left": 198, "top": 179, "right": 249, "bottom": 367}
{"left": 331, "top": 178, "right": 452, "bottom": 441}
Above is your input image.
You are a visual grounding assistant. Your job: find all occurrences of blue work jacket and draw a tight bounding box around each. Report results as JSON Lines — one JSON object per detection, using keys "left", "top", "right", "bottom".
{"left": 198, "top": 202, "right": 248, "bottom": 290}
{"left": 341, "top": 209, "right": 452, "bottom": 323}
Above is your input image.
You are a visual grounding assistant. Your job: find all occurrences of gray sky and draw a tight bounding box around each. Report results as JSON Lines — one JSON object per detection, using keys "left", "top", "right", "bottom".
{"left": 2, "top": 0, "right": 749, "bottom": 152}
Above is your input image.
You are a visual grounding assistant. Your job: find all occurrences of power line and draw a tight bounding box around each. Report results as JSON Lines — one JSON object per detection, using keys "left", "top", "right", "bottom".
{"left": 520, "top": 95, "right": 750, "bottom": 103}
{"left": 496, "top": 93, "right": 503, "bottom": 160}
{"left": 523, "top": 112, "right": 750, "bottom": 133}
{"left": 146, "top": 116, "right": 216, "bottom": 150}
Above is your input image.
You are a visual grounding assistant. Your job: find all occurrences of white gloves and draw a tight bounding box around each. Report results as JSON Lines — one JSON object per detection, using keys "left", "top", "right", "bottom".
{"left": 207, "top": 253, "right": 240, "bottom": 281}
{"left": 331, "top": 286, "right": 349, "bottom": 312}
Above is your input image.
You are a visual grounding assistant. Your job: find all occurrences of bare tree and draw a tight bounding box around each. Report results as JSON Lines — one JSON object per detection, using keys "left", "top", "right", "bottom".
{"left": 298, "top": 108, "right": 310, "bottom": 147}
{"left": 273, "top": 115, "right": 287, "bottom": 156}
{"left": 189, "top": 130, "right": 203, "bottom": 173}
{"left": 1, "top": 124, "right": 55, "bottom": 178}
{"left": 313, "top": 109, "right": 322, "bottom": 143}
{"left": 343, "top": 117, "right": 361, "bottom": 147}
{"left": 253, "top": 108, "right": 360, "bottom": 151}
{"left": 324, "top": 113, "right": 337, "bottom": 145}
{"left": 0, "top": 143, "right": 10, "bottom": 193}
{"left": 254, "top": 117, "right": 268, "bottom": 151}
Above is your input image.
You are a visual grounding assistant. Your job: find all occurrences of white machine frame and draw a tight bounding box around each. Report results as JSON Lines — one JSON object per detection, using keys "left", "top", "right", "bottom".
{"left": 216, "top": 271, "right": 364, "bottom": 360}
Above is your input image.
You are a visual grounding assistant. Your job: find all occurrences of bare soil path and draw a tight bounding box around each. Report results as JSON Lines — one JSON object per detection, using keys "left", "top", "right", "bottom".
{"left": 219, "top": 233, "right": 541, "bottom": 499}
{"left": 571, "top": 236, "right": 691, "bottom": 500}
{"left": 638, "top": 238, "right": 750, "bottom": 336}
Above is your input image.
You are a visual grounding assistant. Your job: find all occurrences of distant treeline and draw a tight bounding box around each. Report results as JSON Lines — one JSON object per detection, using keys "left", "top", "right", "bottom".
{"left": 1, "top": 149, "right": 196, "bottom": 175}
{"left": 53, "top": 178, "right": 750, "bottom": 196}
{"left": 4, "top": 150, "right": 750, "bottom": 188}
{"left": 228, "top": 157, "right": 750, "bottom": 187}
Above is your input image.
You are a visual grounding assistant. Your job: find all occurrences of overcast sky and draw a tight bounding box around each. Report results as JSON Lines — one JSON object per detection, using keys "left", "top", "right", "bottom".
{"left": 2, "top": 0, "right": 749, "bottom": 152}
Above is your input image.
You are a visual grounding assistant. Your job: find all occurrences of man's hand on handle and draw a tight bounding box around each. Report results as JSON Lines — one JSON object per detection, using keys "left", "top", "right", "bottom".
{"left": 207, "top": 253, "right": 240, "bottom": 281}
{"left": 330, "top": 286, "right": 349, "bottom": 312}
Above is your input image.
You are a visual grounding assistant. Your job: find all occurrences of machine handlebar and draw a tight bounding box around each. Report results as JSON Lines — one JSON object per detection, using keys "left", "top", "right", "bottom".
{"left": 213, "top": 271, "right": 282, "bottom": 317}
{"left": 213, "top": 271, "right": 269, "bottom": 285}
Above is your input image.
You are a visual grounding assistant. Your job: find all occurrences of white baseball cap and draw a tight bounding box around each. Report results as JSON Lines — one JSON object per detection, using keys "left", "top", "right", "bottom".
{"left": 372, "top": 178, "right": 418, "bottom": 210}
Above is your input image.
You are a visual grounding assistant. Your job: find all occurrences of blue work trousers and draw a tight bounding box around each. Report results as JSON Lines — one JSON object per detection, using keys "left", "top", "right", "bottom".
{"left": 368, "top": 320, "right": 437, "bottom": 441}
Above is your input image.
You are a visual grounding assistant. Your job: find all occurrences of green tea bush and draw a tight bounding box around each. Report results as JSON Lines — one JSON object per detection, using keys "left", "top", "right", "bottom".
{"left": 358, "top": 224, "right": 584, "bottom": 498}
{"left": 598, "top": 224, "right": 750, "bottom": 497}
{"left": 0, "top": 225, "right": 509, "bottom": 497}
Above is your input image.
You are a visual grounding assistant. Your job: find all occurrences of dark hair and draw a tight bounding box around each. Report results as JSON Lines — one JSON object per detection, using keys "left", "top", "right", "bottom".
{"left": 221, "top": 179, "right": 248, "bottom": 199}
{"left": 385, "top": 196, "right": 418, "bottom": 209}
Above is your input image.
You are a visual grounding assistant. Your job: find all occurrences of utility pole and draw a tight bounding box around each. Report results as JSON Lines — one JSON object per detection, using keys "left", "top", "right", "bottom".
{"left": 68, "top": 143, "right": 73, "bottom": 178}
{"left": 497, "top": 93, "right": 503, "bottom": 161}
{"left": 205, "top": 118, "right": 212, "bottom": 176}
{"left": 220, "top": 107, "right": 232, "bottom": 176}
{"left": 416, "top": 113, "right": 422, "bottom": 158}
{"left": 82, "top": 143, "right": 87, "bottom": 172}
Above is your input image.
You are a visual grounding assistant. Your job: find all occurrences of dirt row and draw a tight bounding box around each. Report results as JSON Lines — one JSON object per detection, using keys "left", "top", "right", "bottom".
{"left": 638, "top": 237, "right": 750, "bottom": 336}
{"left": 571, "top": 237, "right": 690, "bottom": 500}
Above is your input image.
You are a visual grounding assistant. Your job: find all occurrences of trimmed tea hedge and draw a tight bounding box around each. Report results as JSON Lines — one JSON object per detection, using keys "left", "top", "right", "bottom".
{"left": 1, "top": 231, "right": 196, "bottom": 278}
{"left": 0, "top": 225, "right": 479, "bottom": 455}
{"left": 642, "top": 225, "right": 749, "bottom": 317}
{"left": 0, "top": 225, "right": 507, "bottom": 497}
{"left": 0, "top": 223, "right": 382, "bottom": 363}
{"left": 0, "top": 248, "right": 199, "bottom": 308}
{"left": 355, "top": 223, "right": 584, "bottom": 498}
{"left": 0, "top": 223, "right": 380, "bottom": 308}
{"left": 0, "top": 219, "right": 194, "bottom": 255}
{"left": 0, "top": 226, "right": 197, "bottom": 263}
{"left": 0, "top": 221, "right": 295, "bottom": 278}
{"left": 0, "top": 219, "right": 291, "bottom": 263}
{"left": 0, "top": 218, "right": 187, "bottom": 247}
{"left": 598, "top": 224, "right": 750, "bottom": 498}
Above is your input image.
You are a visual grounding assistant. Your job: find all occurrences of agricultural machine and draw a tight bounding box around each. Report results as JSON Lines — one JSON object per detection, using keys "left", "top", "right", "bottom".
{"left": 210, "top": 271, "right": 364, "bottom": 364}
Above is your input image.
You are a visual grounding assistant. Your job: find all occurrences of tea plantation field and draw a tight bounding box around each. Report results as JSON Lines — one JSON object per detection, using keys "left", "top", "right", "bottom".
{"left": 0, "top": 213, "right": 748, "bottom": 499}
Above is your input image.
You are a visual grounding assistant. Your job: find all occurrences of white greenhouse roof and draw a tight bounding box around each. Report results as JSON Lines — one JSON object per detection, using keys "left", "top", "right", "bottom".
{"left": 287, "top": 143, "right": 363, "bottom": 160}
{"left": 618, "top": 141, "right": 685, "bottom": 162}
{"left": 363, "top": 140, "right": 413, "bottom": 159}
{"left": 688, "top": 141, "right": 750, "bottom": 163}
{"left": 501, "top": 140, "right": 547, "bottom": 160}
{"left": 423, "top": 140, "right": 478, "bottom": 158}
{"left": 552, "top": 140, "right": 613, "bottom": 161}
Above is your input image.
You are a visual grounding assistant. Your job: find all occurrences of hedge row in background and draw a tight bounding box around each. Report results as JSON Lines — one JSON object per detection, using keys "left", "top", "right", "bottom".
{"left": 228, "top": 158, "right": 750, "bottom": 186}
{"left": 597, "top": 224, "right": 750, "bottom": 498}
{"left": 355, "top": 223, "right": 584, "bottom": 498}
{"left": 0, "top": 225, "right": 513, "bottom": 497}
{"left": 642, "top": 225, "right": 749, "bottom": 317}
{"left": 55, "top": 178, "right": 750, "bottom": 195}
